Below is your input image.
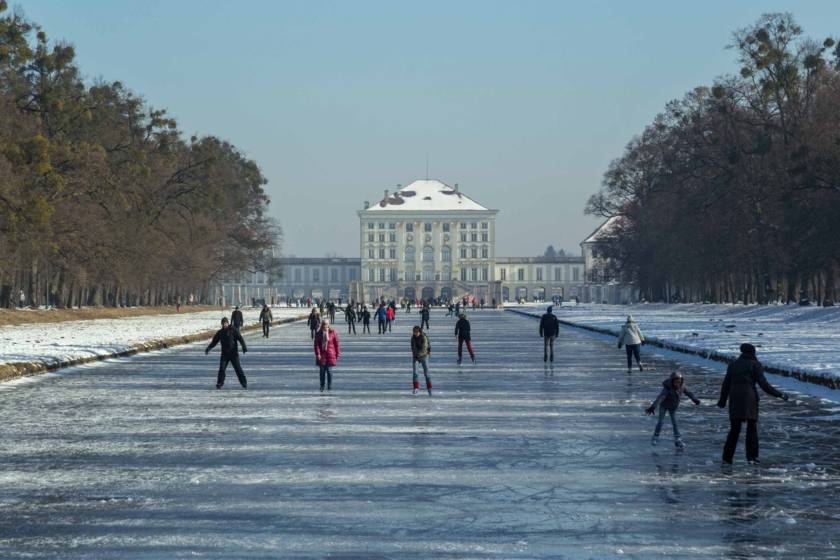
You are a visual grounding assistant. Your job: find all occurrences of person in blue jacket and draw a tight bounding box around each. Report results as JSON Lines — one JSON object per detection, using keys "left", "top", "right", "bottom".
{"left": 375, "top": 303, "right": 388, "bottom": 334}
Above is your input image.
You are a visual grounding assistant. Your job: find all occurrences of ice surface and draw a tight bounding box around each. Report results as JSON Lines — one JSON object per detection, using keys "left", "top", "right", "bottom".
{"left": 0, "top": 307, "right": 304, "bottom": 368}
{"left": 1, "top": 311, "right": 838, "bottom": 558}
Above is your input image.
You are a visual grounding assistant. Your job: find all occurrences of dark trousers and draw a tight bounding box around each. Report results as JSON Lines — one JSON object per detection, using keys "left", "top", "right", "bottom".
{"left": 319, "top": 365, "right": 332, "bottom": 389}
{"left": 347, "top": 320, "right": 356, "bottom": 334}
{"left": 310, "top": 328, "right": 316, "bottom": 339}
{"left": 363, "top": 322, "right": 371, "bottom": 333}
{"left": 217, "top": 354, "right": 247, "bottom": 388}
{"left": 262, "top": 321, "right": 270, "bottom": 337}
{"left": 421, "top": 317, "right": 430, "bottom": 330}
{"left": 723, "top": 419, "right": 759, "bottom": 462}
{"left": 458, "top": 338, "right": 475, "bottom": 361}
{"left": 543, "top": 335, "right": 556, "bottom": 361}
{"left": 386, "top": 318, "right": 392, "bottom": 332}
{"left": 378, "top": 319, "right": 386, "bottom": 334}
{"left": 625, "top": 344, "right": 641, "bottom": 369}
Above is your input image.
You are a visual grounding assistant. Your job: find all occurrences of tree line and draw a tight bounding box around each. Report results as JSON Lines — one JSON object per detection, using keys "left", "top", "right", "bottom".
{"left": 0, "top": 4, "right": 279, "bottom": 308}
{"left": 586, "top": 14, "right": 840, "bottom": 304}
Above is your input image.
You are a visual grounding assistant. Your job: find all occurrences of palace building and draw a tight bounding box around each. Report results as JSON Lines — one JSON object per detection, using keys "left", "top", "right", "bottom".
{"left": 216, "top": 179, "right": 632, "bottom": 306}
{"left": 356, "top": 180, "right": 498, "bottom": 303}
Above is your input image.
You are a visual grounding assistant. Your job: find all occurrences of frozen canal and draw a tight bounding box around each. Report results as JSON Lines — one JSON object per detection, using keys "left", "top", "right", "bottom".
{"left": 1, "top": 311, "right": 839, "bottom": 559}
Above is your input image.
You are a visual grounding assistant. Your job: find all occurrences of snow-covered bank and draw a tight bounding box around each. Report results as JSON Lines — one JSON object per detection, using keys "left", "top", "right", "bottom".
{"left": 0, "top": 307, "right": 307, "bottom": 382}
{"left": 510, "top": 303, "right": 840, "bottom": 391}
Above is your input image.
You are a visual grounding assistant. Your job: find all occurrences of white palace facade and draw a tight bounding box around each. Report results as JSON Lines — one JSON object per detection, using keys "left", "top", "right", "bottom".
{"left": 217, "top": 179, "right": 633, "bottom": 306}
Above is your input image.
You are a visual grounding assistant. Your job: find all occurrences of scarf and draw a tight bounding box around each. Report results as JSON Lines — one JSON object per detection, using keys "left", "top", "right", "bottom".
{"left": 320, "top": 328, "right": 331, "bottom": 352}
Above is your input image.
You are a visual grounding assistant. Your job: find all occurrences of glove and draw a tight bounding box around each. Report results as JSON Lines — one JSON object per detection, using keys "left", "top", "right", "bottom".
{"left": 717, "top": 401, "right": 726, "bottom": 409}
{"left": 782, "top": 393, "right": 789, "bottom": 401}
{"left": 693, "top": 399, "right": 701, "bottom": 405}
{"left": 645, "top": 406, "right": 655, "bottom": 415}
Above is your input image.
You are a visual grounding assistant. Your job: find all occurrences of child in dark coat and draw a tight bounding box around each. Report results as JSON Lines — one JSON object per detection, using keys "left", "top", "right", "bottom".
{"left": 645, "top": 371, "right": 700, "bottom": 449}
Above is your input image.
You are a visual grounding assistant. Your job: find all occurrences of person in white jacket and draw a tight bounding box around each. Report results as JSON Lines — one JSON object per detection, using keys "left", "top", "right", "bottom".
{"left": 617, "top": 315, "right": 645, "bottom": 372}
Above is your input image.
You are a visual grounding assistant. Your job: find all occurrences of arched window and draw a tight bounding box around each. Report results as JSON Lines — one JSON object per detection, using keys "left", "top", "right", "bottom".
{"left": 422, "top": 246, "right": 434, "bottom": 262}
{"left": 404, "top": 246, "right": 416, "bottom": 262}
{"left": 441, "top": 246, "right": 451, "bottom": 262}
{"left": 423, "top": 267, "right": 434, "bottom": 281}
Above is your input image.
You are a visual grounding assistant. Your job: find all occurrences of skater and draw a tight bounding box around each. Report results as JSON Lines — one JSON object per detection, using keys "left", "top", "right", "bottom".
{"left": 307, "top": 307, "right": 321, "bottom": 339}
{"left": 617, "top": 315, "right": 645, "bottom": 372}
{"left": 717, "top": 343, "right": 789, "bottom": 465}
{"left": 446, "top": 302, "right": 454, "bottom": 317}
{"left": 406, "top": 300, "right": 412, "bottom": 314}
{"left": 411, "top": 325, "right": 433, "bottom": 396}
{"left": 454, "top": 313, "right": 475, "bottom": 364}
{"left": 387, "top": 302, "right": 396, "bottom": 331}
{"left": 328, "top": 300, "right": 336, "bottom": 323}
{"left": 361, "top": 305, "right": 372, "bottom": 334}
{"left": 314, "top": 319, "right": 341, "bottom": 392}
{"left": 205, "top": 317, "right": 248, "bottom": 389}
{"left": 645, "top": 371, "right": 700, "bottom": 449}
{"left": 230, "top": 305, "right": 244, "bottom": 333}
{"left": 376, "top": 304, "right": 388, "bottom": 334}
{"left": 345, "top": 302, "right": 357, "bottom": 334}
{"left": 420, "top": 304, "right": 430, "bottom": 331}
{"left": 539, "top": 306, "right": 560, "bottom": 362}
{"left": 259, "top": 304, "right": 273, "bottom": 338}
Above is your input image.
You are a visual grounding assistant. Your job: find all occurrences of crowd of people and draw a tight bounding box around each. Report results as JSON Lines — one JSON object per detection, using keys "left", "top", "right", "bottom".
{"left": 204, "top": 303, "right": 793, "bottom": 466}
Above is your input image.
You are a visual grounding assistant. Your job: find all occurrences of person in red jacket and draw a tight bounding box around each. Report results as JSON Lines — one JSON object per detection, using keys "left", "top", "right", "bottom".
{"left": 386, "top": 305, "right": 395, "bottom": 332}
{"left": 314, "top": 319, "right": 341, "bottom": 392}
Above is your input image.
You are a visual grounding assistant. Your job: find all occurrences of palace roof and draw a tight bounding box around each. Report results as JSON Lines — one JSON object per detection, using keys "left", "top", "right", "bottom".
{"left": 363, "top": 180, "right": 489, "bottom": 212}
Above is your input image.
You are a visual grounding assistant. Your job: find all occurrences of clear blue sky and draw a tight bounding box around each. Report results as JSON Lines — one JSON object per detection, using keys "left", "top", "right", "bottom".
{"left": 17, "top": 1, "right": 840, "bottom": 257}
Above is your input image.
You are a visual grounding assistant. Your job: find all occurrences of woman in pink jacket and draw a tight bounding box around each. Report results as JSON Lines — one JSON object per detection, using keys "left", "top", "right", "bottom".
{"left": 314, "top": 319, "right": 341, "bottom": 392}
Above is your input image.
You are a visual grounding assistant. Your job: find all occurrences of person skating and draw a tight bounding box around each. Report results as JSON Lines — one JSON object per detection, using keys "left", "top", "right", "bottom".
{"left": 259, "top": 304, "right": 273, "bottom": 338}
{"left": 617, "top": 315, "right": 645, "bottom": 372}
{"left": 539, "top": 306, "right": 560, "bottom": 362}
{"left": 360, "top": 305, "right": 372, "bottom": 334}
{"left": 411, "top": 326, "right": 433, "bottom": 396}
{"left": 328, "top": 301, "right": 336, "bottom": 323}
{"left": 446, "top": 302, "right": 454, "bottom": 317}
{"left": 231, "top": 305, "right": 244, "bottom": 333}
{"left": 376, "top": 304, "right": 388, "bottom": 334}
{"left": 386, "top": 302, "right": 396, "bottom": 331}
{"left": 205, "top": 317, "right": 248, "bottom": 389}
{"left": 645, "top": 371, "right": 700, "bottom": 449}
{"left": 454, "top": 313, "right": 475, "bottom": 364}
{"left": 307, "top": 307, "right": 321, "bottom": 339}
{"left": 420, "top": 305, "right": 430, "bottom": 331}
{"left": 345, "top": 302, "right": 357, "bottom": 334}
{"left": 717, "top": 343, "right": 789, "bottom": 465}
{"left": 314, "top": 319, "right": 341, "bottom": 392}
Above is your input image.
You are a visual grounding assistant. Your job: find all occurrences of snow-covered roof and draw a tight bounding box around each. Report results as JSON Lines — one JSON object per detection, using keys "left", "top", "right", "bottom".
{"left": 363, "top": 180, "right": 488, "bottom": 212}
{"left": 582, "top": 216, "right": 623, "bottom": 244}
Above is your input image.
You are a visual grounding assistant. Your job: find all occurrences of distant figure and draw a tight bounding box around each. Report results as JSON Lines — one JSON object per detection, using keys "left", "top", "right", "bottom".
{"left": 617, "top": 315, "right": 645, "bottom": 372}
{"left": 376, "top": 304, "right": 388, "bottom": 334}
{"left": 176, "top": 297, "right": 182, "bottom": 313}
{"left": 455, "top": 313, "right": 475, "bottom": 365}
{"left": 205, "top": 317, "right": 248, "bottom": 389}
{"left": 345, "top": 302, "right": 357, "bottom": 334}
{"left": 717, "top": 343, "right": 789, "bottom": 465}
{"left": 411, "top": 326, "right": 433, "bottom": 396}
{"left": 18, "top": 289, "right": 25, "bottom": 308}
{"left": 314, "top": 319, "right": 341, "bottom": 392}
{"left": 328, "top": 301, "right": 336, "bottom": 323}
{"left": 446, "top": 303, "right": 455, "bottom": 317}
{"left": 645, "top": 371, "right": 700, "bottom": 449}
{"left": 230, "top": 306, "right": 244, "bottom": 333}
{"left": 259, "top": 304, "right": 273, "bottom": 338}
{"left": 539, "top": 306, "right": 560, "bottom": 363}
{"left": 361, "top": 305, "right": 371, "bottom": 334}
{"left": 386, "top": 305, "right": 396, "bottom": 332}
{"left": 307, "top": 308, "right": 321, "bottom": 339}
{"left": 420, "top": 305, "right": 430, "bottom": 331}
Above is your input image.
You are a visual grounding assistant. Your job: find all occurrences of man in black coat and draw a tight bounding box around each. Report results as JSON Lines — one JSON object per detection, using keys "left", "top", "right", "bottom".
{"left": 539, "top": 306, "right": 560, "bottom": 362}
{"left": 206, "top": 317, "right": 248, "bottom": 389}
{"left": 230, "top": 306, "right": 244, "bottom": 333}
{"left": 454, "top": 313, "right": 475, "bottom": 364}
{"left": 420, "top": 305, "right": 430, "bottom": 331}
{"left": 717, "top": 343, "right": 789, "bottom": 465}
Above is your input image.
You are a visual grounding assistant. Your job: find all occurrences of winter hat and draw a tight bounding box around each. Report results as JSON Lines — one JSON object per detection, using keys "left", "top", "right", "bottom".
{"left": 740, "top": 343, "right": 757, "bottom": 356}
{"left": 670, "top": 371, "right": 684, "bottom": 382}
{"left": 221, "top": 317, "right": 229, "bottom": 325}
{"left": 547, "top": 306, "right": 553, "bottom": 313}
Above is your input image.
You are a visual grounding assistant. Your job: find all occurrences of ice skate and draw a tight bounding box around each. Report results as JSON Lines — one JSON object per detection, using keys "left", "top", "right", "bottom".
{"left": 412, "top": 388, "right": 419, "bottom": 395}
{"left": 674, "top": 438, "right": 684, "bottom": 449}
{"left": 651, "top": 435, "right": 659, "bottom": 446}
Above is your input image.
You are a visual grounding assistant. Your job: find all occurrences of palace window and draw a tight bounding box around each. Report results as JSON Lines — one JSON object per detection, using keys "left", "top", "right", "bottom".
{"left": 379, "top": 248, "right": 385, "bottom": 259}
{"left": 460, "top": 268, "right": 467, "bottom": 281}
{"left": 517, "top": 268, "right": 525, "bottom": 281}
{"left": 481, "top": 222, "right": 488, "bottom": 230}
{"left": 378, "top": 223, "right": 385, "bottom": 229}
{"left": 481, "top": 233, "right": 488, "bottom": 242}
{"left": 481, "top": 246, "right": 488, "bottom": 258}
{"left": 379, "top": 268, "right": 386, "bottom": 282}
{"left": 389, "top": 248, "right": 396, "bottom": 259}
{"left": 368, "top": 269, "right": 374, "bottom": 281}
{"left": 313, "top": 269, "right": 320, "bottom": 282}
{"left": 389, "top": 233, "right": 396, "bottom": 242}
{"left": 331, "top": 268, "right": 338, "bottom": 282}
{"left": 470, "top": 222, "right": 477, "bottom": 229}
{"left": 500, "top": 268, "right": 507, "bottom": 281}
{"left": 406, "top": 223, "right": 414, "bottom": 232}
{"left": 443, "top": 223, "right": 450, "bottom": 232}
{"left": 481, "top": 267, "right": 488, "bottom": 281}
{"left": 389, "top": 222, "right": 396, "bottom": 229}
{"left": 441, "top": 246, "right": 451, "bottom": 262}
{"left": 536, "top": 268, "right": 543, "bottom": 282}
{"left": 471, "top": 247, "right": 477, "bottom": 259}
{"left": 422, "top": 246, "right": 434, "bottom": 262}
{"left": 368, "top": 248, "right": 374, "bottom": 259}
{"left": 405, "top": 246, "right": 416, "bottom": 262}
{"left": 368, "top": 223, "right": 374, "bottom": 230}
{"left": 379, "top": 233, "right": 385, "bottom": 242}
{"left": 368, "top": 233, "right": 374, "bottom": 242}
{"left": 460, "top": 247, "right": 467, "bottom": 259}
{"left": 460, "top": 222, "right": 467, "bottom": 229}
{"left": 424, "top": 223, "right": 432, "bottom": 232}
{"left": 460, "top": 232, "right": 467, "bottom": 242}
{"left": 554, "top": 267, "right": 562, "bottom": 282}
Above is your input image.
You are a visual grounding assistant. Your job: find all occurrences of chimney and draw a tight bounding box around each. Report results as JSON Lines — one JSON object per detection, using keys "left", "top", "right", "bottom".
{"left": 364, "top": 200, "right": 369, "bottom": 210}
{"left": 384, "top": 189, "right": 389, "bottom": 200}
{"left": 454, "top": 183, "right": 459, "bottom": 193}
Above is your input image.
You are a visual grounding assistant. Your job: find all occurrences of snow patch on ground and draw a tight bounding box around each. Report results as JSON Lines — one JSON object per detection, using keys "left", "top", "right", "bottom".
{"left": 0, "top": 307, "right": 305, "bottom": 371}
